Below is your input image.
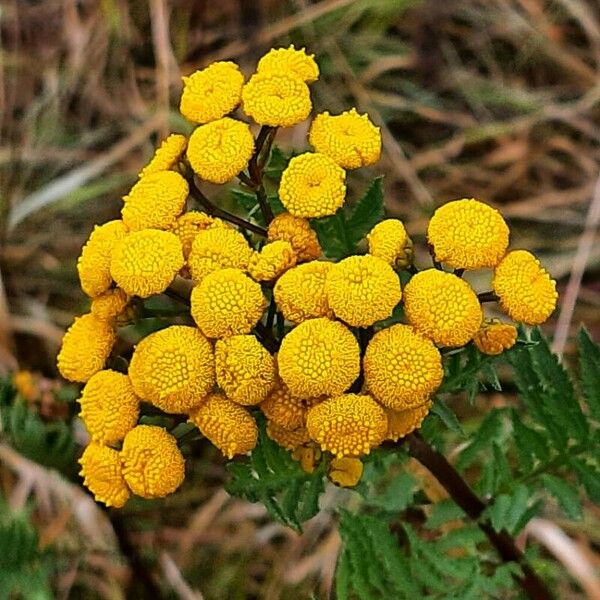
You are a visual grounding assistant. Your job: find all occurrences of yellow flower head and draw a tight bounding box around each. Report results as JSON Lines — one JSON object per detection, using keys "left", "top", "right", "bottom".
{"left": 266, "top": 421, "right": 310, "bottom": 451}
{"left": 191, "top": 268, "right": 266, "bottom": 338}
{"left": 79, "top": 443, "right": 130, "bottom": 508}
{"left": 306, "top": 394, "right": 387, "bottom": 458}
{"left": 121, "top": 425, "right": 185, "bottom": 499}
{"left": 473, "top": 319, "right": 518, "bottom": 355}
{"left": 309, "top": 109, "right": 381, "bottom": 169}
{"left": 121, "top": 171, "right": 188, "bottom": 232}
{"left": 385, "top": 402, "right": 432, "bottom": 442}
{"left": 12, "top": 371, "right": 37, "bottom": 402}
{"left": 274, "top": 261, "right": 332, "bottom": 324}
{"left": 242, "top": 73, "right": 312, "bottom": 128}
{"left": 139, "top": 133, "right": 187, "bottom": 178}
{"left": 364, "top": 324, "right": 443, "bottom": 410}
{"left": 404, "top": 269, "right": 482, "bottom": 347}
{"left": 367, "top": 219, "right": 414, "bottom": 269}
{"left": 189, "top": 393, "right": 258, "bottom": 458}
{"left": 180, "top": 61, "right": 244, "bottom": 124}
{"left": 248, "top": 241, "right": 297, "bottom": 282}
{"left": 169, "top": 211, "right": 228, "bottom": 259}
{"left": 325, "top": 255, "right": 402, "bottom": 328}
{"left": 278, "top": 318, "right": 360, "bottom": 398}
{"left": 267, "top": 212, "right": 322, "bottom": 262}
{"left": 188, "top": 227, "right": 253, "bottom": 282}
{"left": 492, "top": 250, "right": 557, "bottom": 325}
{"left": 257, "top": 45, "right": 319, "bottom": 83}
{"left": 129, "top": 325, "right": 214, "bottom": 414}
{"left": 78, "top": 370, "right": 140, "bottom": 445}
{"left": 187, "top": 117, "right": 254, "bottom": 184}
{"left": 215, "top": 335, "right": 276, "bottom": 405}
{"left": 292, "top": 444, "right": 321, "bottom": 473}
{"left": 90, "top": 288, "right": 129, "bottom": 323}
{"left": 110, "top": 229, "right": 184, "bottom": 298}
{"left": 279, "top": 153, "right": 346, "bottom": 218}
{"left": 57, "top": 314, "right": 116, "bottom": 383}
{"left": 427, "top": 198, "right": 510, "bottom": 270}
{"left": 78, "top": 220, "right": 127, "bottom": 297}
{"left": 261, "top": 377, "right": 307, "bottom": 431}
{"left": 329, "top": 457, "right": 364, "bottom": 487}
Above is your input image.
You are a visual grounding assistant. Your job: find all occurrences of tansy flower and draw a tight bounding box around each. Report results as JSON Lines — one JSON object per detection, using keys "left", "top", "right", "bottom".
{"left": 329, "top": 457, "right": 364, "bottom": 487}
{"left": 189, "top": 393, "right": 258, "bottom": 458}
{"left": 403, "top": 269, "right": 482, "bottom": 347}
{"left": 385, "top": 401, "right": 432, "bottom": 442}
{"left": 242, "top": 73, "right": 312, "bottom": 128}
{"left": 267, "top": 212, "right": 322, "bottom": 262}
{"left": 306, "top": 394, "right": 387, "bottom": 458}
{"left": 139, "top": 134, "right": 187, "bottom": 178}
{"left": 363, "top": 324, "right": 443, "bottom": 410}
{"left": 261, "top": 378, "right": 308, "bottom": 431}
{"left": 309, "top": 109, "right": 381, "bottom": 169}
{"left": 57, "top": 314, "right": 116, "bottom": 383}
{"left": 90, "top": 288, "right": 129, "bottom": 323}
{"left": 180, "top": 61, "right": 244, "bottom": 124}
{"left": 77, "top": 220, "right": 127, "bottom": 297}
{"left": 169, "top": 211, "right": 228, "bottom": 259}
{"left": 215, "top": 335, "right": 276, "bottom": 405}
{"left": 473, "top": 319, "right": 518, "bottom": 355}
{"left": 266, "top": 421, "right": 310, "bottom": 451}
{"left": 427, "top": 198, "right": 510, "bottom": 270}
{"left": 110, "top": 229, "right": 184, "bottom": 298}
{"left": 248, "top": 241, "right": 297, "bottom": 282}
{"left": 325, "top": 255, "right": 401, "bottom": 328}
{"left": 278, "top": 318, "right": 360, "bottom": 398}
{"left": 12, "top": 371, "right": 37, "bottom": 401}
{"left": 367, "top": 219, "right": 413, "bottom": 269}
{"left": 257, "top": 45, "right": 319, "bottom": 83}
{"left": 274, "top": 261, "right": 332, "bottom": 324}
{"left": 121, "top": 171, "right": 188, "bottom": 231}
{"left": 279, "top": 153, "right": 346, "bottom": 218}
{"left": 292, "top": 444, "right": 321, "bottom": 474}
{"left": 492, "top": 250, "right": 557, "bottom": 325}
{"left": 187, "top": 227, "right": 253, "bottom": 282}
{"left": 121, "top": 425, "right": 185, "bottom": 499}
{"left": 79, "top": 443, "right": 130, "bottom": 508}
{"left": 128, "top": 326, "right": 214, "bottom": 414}
{"left": 187, "top": 117, "right": 254, "bottom": 184}
{"left": 191, "top": 268, "right": 266, "bottom": 338}
{"left": 78, "top": 370, "right": 140, "bottom": 445}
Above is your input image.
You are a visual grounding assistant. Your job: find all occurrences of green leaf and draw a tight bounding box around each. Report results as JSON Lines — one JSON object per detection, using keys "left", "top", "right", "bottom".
{"left": 426, "top": 500, "right": 466, "bottom": 529}
{"left": 541, "top": 474, "right": 582, "bottom": 520}
{"left": 483, "top": 484, "right": 533, "bottom": 535}
{"left": 310, "top": 212, "right": 352, "bottom": 260}
{"left": 430, "top": 398, "right": 465, "bottom": 437}
{"left": 363, "top": 471, "right": 417, "bottom": 512}
{"left": 345, "top": 176, "right": 385, "bottom": 247}
{"left": 264, "top": 146, "right": 293, "bottom": 181}
{"left": 511, "top": 410, "right": 549, "bottom": 475}
{"left": 569, "top": 458, "right": 600, "bottom": 504}
{"left": 577, "top": 327, "right": 600, "bottom": 423}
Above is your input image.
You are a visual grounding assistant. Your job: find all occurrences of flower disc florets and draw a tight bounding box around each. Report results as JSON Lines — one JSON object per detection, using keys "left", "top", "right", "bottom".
{"left": 139, "top": 134, "right": 187, "bottom": 178}
{"left": 385, "top": 401, "right": 432, "bottom": 442}
{"left": 367, "top": 219, "right": 413, "bottom": 269}
{"left": 79, "top": 443, "right": 130, "bottom": 508}
{"left": 329, "top": 457, "right": 364, "bottom": 487}
{"left": 325, "top": 255, "right": 401, "bottom": 327}
{"left": 90, "top": 288, "right": 129, "bottom": 323}
{"left": 266, "top": 422, "right": 311, "bottom": 451}
{"left": 473, "top": 319, "right": 518, "bottom": 355}
{"left": 248, "top": 241, "right": 297, "bottom": 282}
{"left": 267, "top": 212, "right": 322, "bottom": 262}
{"left": 169, "top": 211, "right": 229, "bottom": 260}
{"left": 257, "top": 45, "right": 319, "bottom": 83}
{"left": 261, "top": 378, "right": 308, "bottom": 431}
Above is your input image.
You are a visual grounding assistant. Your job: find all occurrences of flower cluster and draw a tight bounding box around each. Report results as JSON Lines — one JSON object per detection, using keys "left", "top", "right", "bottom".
{"left": 58, "top": 47, "right": 558, "bottom": 505}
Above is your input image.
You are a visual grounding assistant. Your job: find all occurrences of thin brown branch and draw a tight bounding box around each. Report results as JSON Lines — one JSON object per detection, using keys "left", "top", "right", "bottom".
{"left": 478, "top": 291, "right": 500, "bottom": 303}
{"left": 248, "top": 125, "right": 276, "bottom": 224}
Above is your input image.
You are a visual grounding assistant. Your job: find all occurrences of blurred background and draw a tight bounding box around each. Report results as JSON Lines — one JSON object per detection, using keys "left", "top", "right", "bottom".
{"left": 0, "top": 0, "right": 599, "bottom": 598}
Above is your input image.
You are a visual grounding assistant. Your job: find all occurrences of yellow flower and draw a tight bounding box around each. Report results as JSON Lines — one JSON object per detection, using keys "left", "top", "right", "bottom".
{"left": 191, "top": 268, "right": 266, "bottom": 338}
{"left": 169, "top": 211, "right": 228, "bottom": 260}
{"left": 90, "top": 288, "right": 129, "bottom": 322}
{"left": 78, "top": 370, "right": 140, "bottom": 445}
{"left": 12, "top": 371, "right": 37, "bottom": 401}
{"left": 385, "top": 401, "right": 432, "bottom": 442}
{"left": 121, "top": 425, "right": 185, "bottom": 499}
{"left": 180, "top": 61, "right": 244, "bottom": 124}
{"left": 292, "top": 444, "right": 321, "bottom": 473}
{"left": 242, "top": 73, "right": 312, "bottom": 127}
{"left": 187, "top": 227, "right": 253, "bottom": 282}
{"left": 306, "top": 394, "right": 387, "bottom": 458}
{"left": 110, "top": 229, "right": 184, "bottom": 298}
{"left": 325, "top": 255, "right": 402, "bottom": 328}
{"left": 427, "top": 198, "right": 510, "bottom": 270}
{"left": 215, "top": 335, "right": 276, "bottom": 405}
{"left": 266, "top": 421, "right": 310, "bottom": 451}
{"left": 77, "top": 220, "right": 127, "bottom": 297}
{"left": 257, "top": 45, "right": 319, "bottom": 83}
{"left": 367, "top": 219, "right": 413, "bottom": 269}
{"left": 261, "top": 378, "right": 308, "bottom": 431}
{"left": 492, "top": 250, "right": 558, "bottom": 325}
{"left": 79, "top": 443, "right": 130, "bottom": 508}
{"left": 128, "top": 325, "right": 214, "bottom": 414}
{"left": 309, "top": 109, "right": 381, "bottom": 169}
{"left": 121, "top": 171, "right": 188, "bottom": 232}
{"left": 189, "top": 393, "right": 258, "bottom": 458}
{"left": 57, "top": 314, "right": 116, "bottom": 383}
{"left": 187, "top": 117, "right": 254, "bottom": 184}
{"left": 329, "top": 457, "right": 364, "bottom": 487}
{"left": 139, "top": 134, "right": 187, "bottom": 178}
{"left": 267, "top": 212, "right": 322, "bottom": 262}
{"left": 274, "top": 261, "right": 332, "bottom": 324}
{"left": 363, "top": 324, "right": 443, "bottom": 410}
{"left": 404, "top": 269, "right": 482, "bottom": 347}
{"left": 279, "top": 153, "right": 346, "bottom": 218}
{"left": 473, "top": 319, "right": 518, "bottom": 355}
{"left": 248, "top": 241, "right": 297, "bottom": 282}
{"left": 278, "top": 318, "right": 360, "bottom": 398}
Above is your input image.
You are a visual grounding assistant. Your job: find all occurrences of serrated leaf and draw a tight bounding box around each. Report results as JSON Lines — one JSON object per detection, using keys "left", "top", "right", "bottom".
{"left": 310, "top": 212, "right": 351, "bottom": 260}
{"left": 264, "top": 146, "right": 292, "bottom": 181}
{"left": 511, "top": 411, "right": 549, "bottom": 475}
{"left": 431, "top": 398, "right": 465, "bottom": 437}
{"left": 483, "top": 484, "right": 532, "bottom": 535}
{"left": 426, "top": 500, "right": 466, "bottom": 529}
{"left": 456, "top": 409, "right": 506, "bottom": 472}
{"left": 541, "top": 474, "right": 582, "bottom": 520}
{"left": 577, "top": 327, "right": 600, "bottom": 422}
{"left": 345, "top": 176, "right": 385, "bottom": 246}
{"left": 569, "top": 458, "right": 600, "bottom": 504}
{"left": 363, "top": 472, "right": 417, "bottom": 512}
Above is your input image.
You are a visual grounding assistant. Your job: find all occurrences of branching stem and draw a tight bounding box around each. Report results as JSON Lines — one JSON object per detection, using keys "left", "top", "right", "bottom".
{"left": 248, "top": 125, "right": 277, "bottom": 224}
{"left": 478, "top": 291, "right": 500, "bottom": 303}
